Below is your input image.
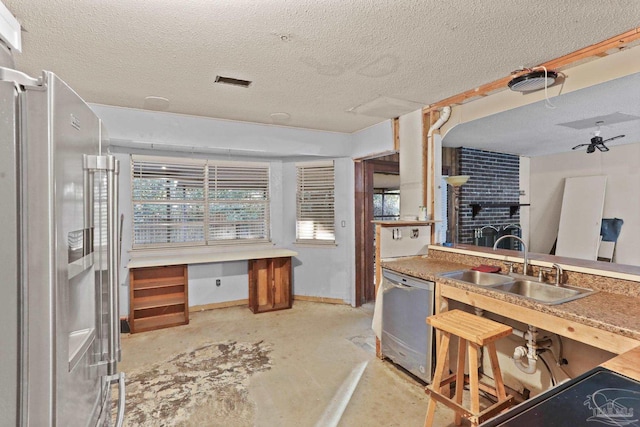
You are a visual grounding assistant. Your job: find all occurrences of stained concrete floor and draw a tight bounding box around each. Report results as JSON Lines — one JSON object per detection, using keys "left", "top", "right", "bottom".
{"left": 119, "top": 301, "right": 462, "bottom": 426}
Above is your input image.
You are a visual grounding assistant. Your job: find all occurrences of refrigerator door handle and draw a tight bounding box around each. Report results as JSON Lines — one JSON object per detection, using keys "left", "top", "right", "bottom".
{"left": 0, "top": 66, "right": 42, "bottom": 88}
{"left": 84, "top": 154, "right": 121, "bottom": 373}
{"left": 107, "top": 372, "right": 126, "bottom": 427}
{"left": 106, "top": 155, "right": 121, "bottom": 371}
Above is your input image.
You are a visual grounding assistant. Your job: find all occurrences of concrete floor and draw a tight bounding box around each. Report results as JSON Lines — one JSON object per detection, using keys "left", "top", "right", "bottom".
{"left": 119, "top": 301, "right": 462, "bottom": 426}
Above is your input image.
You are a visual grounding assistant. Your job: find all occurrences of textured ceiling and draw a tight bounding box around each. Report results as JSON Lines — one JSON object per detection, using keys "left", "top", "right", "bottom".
{"left": 4, "top": 0, "right": 640, "bottom": 133}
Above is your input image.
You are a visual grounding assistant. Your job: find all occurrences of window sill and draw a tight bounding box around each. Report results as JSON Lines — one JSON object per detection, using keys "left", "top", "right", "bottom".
{"left": 294, "top": 241, "right": 338, "bottom": 248}
{"left": 129, "top": 242, "right": 276, "bottom": 258}
{"left": 127, "top": 245, "right": 298, "bottom": 269}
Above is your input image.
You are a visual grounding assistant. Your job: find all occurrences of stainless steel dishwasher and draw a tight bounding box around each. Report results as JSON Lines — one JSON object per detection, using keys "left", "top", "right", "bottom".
{"left": 381, "top": 268, "right": 435, "bottom": 383}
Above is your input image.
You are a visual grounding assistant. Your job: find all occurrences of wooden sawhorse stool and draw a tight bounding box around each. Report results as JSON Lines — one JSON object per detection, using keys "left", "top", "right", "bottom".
{"left": 424, "top": 309, "right": 514, "bottom": 427}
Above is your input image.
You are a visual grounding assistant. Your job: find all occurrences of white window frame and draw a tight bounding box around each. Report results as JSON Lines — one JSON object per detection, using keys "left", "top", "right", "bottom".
{"left": 296, "top": 160, "right": 335, "bottom": 244}
{"left": 131, "top": 155, "right": 270, "bottom": 249}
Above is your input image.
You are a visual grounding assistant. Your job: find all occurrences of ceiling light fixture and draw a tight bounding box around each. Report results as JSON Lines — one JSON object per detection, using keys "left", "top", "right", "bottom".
{"left": 143, "top": 96, "right": 170, "bottom": 111}
{"left": 270, "top": 112, "right": 291, "bottom": 123}
{"left": 508, "top": 69, "right": 558, "bottom": 93}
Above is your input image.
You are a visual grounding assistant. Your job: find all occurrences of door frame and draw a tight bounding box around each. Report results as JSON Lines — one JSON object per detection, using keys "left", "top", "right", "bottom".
{"left": 354, "top": 155, "right": 399, "bottom": 306}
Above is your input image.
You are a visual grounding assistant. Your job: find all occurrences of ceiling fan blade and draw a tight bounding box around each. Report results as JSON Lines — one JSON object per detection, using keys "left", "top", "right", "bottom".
{"left": 602, "top": 134, "right": 625, "bottom": 143}
{"left": 597, "top": 143, "right": 610, "bottom": 152}
{"left": 572, "top": 143, "right": 589, "bottom": 150}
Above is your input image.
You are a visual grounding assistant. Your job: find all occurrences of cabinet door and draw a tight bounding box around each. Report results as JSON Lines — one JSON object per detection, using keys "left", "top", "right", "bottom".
{"left": 248, "top": 257, "right": 292, "bottom": 313}
{"left": 271, "top": 257, "right": 292, "bottom": 310}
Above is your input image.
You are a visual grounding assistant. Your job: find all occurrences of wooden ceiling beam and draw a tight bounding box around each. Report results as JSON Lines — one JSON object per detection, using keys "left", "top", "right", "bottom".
{"left": 424, "top": 26, "right": 640, "bottom": 114}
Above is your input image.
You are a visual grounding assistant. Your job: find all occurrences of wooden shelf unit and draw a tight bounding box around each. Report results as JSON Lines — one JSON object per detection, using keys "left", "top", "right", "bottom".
{"left": 248, "top": 257, "right": 292, "bottom": 313}
{"left": 129, "top": 264, "right": 189, "bottom": 333}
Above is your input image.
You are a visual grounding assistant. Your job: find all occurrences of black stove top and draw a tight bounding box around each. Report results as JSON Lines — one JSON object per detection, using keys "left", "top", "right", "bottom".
{"left": 481, "top": 367, "right": 640, "bottom": 427}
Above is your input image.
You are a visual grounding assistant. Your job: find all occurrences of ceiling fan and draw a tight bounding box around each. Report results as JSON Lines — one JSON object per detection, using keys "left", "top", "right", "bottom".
{"left": 572, "top": 122, "right": 625, "bottom": 153}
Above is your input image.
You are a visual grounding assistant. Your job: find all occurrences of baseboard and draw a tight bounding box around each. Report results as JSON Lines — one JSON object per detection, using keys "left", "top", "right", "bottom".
{"left": 189, "top": 299, "right": 249, "bottom": 312}
{"left": 293, "top": 295, "right": 348, "bottom": 305}
{"left": 189, "top": 296, "right": 348, "bottom": 313}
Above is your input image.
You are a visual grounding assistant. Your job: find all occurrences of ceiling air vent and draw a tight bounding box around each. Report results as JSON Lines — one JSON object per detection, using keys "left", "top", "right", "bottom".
{"left": 214, "top": 75, "right": 252, "bottom": 88}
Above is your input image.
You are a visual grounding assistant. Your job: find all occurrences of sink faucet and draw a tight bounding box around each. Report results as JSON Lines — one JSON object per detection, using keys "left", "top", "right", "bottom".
{"left": 493, "top": 235, "right": 528, "bottom": 276}
{"left": 552, "top": 263, "right": 564, "bottom": 286}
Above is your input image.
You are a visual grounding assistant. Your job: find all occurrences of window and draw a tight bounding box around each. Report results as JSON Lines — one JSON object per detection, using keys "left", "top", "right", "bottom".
{"left": 208, "top": 163, "right": 270, "bottom": 241}
{"left": 373, "top": 189, "right": 400, "bottom": 220}
{"left": 296, "top": 161, "right": 335, "bottom": 243}
{"left": 131, "top": 155, "right": 270, "bottom": 248}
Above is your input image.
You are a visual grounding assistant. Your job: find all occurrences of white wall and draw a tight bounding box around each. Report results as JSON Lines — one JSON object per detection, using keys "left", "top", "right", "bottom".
{"left": 350, "top": 120, "right": 394, "bottom": 159}
{"left": 519, "top": 156, "right": 531, "bottom": 246}
{"left": 189, "top": 261, "right": 249, "bottom": 306}
{"left": 92, "top": 104, "right": 353, "bottom": 157}
{"left": 399, "top": 109, "right": 424, "bottom": 218}
{"left": 432, "top": 134, "right": 444, "bottom": 241}
{"left": 96, "top": 105, "right": 391, "bottom": 314}
{"left": 282, "top": 158, "right": 355, "bottom": 303}
{"left": 529, "top": 142, "right": 640, "bottom": 265}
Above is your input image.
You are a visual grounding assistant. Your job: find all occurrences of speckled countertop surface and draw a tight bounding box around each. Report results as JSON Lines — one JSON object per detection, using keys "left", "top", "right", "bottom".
{"left": 381, "top": 256, "right": 640, "bottom": 342}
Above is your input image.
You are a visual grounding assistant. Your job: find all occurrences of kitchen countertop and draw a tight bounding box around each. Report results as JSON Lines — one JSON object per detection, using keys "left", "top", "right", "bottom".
{"left": 372, "top": 220, "right": 437, "bottom": 226}
{"left": 432, "top": 244, "right": 640, "bottom": 282}
{"left": 381, "top": 256, "right": 640, "bottom": 345}
{"left": 128, "top": 248, "right": 298, "bottom": 269}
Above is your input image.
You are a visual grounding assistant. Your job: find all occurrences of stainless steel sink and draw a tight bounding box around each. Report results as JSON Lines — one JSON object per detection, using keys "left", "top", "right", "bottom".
{"left": 438, "top": 270, "right": 514, "bottom": 286}
{"left": 438, "top": 270, "right": 596, "bottom": 305}
{"left": 491, "top": 280, "right": 594, "bottom": 305}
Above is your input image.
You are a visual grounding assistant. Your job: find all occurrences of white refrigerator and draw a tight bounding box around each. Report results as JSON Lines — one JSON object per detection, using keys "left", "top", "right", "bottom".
{"left": 0, "top": 64, "right": 125, "bottom": 425}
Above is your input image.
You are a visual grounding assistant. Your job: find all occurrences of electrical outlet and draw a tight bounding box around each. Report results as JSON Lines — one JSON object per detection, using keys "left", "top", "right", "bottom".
{"left": 216, "top": 279, "right": 221, "bottom": 287}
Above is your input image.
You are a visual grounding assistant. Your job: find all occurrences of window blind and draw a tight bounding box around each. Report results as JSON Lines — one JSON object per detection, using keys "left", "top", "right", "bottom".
{"left": 132, "top": 157, "right": 206, "bottom": 247}
{"left": 131, "top": 155, "right": 270, "bottom": 248}
{"left": 208, "top": 163, "right": 270, "bottom": 242}
{"left": 296, "top": 161, "right": 335, "bottom": 242}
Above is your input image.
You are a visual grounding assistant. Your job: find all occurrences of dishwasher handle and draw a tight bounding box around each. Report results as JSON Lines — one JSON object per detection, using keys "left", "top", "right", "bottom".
{"left": 385, "top": 280, "right": 412, "bottom": 290}
{"left": 382, "top": 269, "right": 435, "bottom": 291}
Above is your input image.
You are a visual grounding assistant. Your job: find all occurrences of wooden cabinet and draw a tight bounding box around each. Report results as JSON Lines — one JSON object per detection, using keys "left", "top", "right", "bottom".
{"left": 129, "top": 265, "right": 189, "bottom": 333}
{"left": 248, "top": 257, "right": 292, "bottom": 313}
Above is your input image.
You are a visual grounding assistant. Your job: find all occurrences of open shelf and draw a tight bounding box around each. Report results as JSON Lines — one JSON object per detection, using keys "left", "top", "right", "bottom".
{"left": 129, "top": 265, "right": 189, "bottom": 333}
{"left": 469, "top": 203, "right": 530, "bottom": 219}
{"left": 133, "top": 292, "right": 186, "bottom": 310}
{"left": 132, "top": 276, "right": 186, "bottom": 290}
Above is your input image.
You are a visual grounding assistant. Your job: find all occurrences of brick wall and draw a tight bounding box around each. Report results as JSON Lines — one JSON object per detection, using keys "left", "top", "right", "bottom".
{"left": 457, "top": 148, "right": 521, "bottom": 246}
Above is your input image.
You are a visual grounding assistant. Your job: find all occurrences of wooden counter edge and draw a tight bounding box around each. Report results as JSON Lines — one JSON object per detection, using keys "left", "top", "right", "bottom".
{"left": 439, "top": 284, "right": 640, "bottom": 355}
{"left": 601, "top": 346, "right": 640, "bottom": 381}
